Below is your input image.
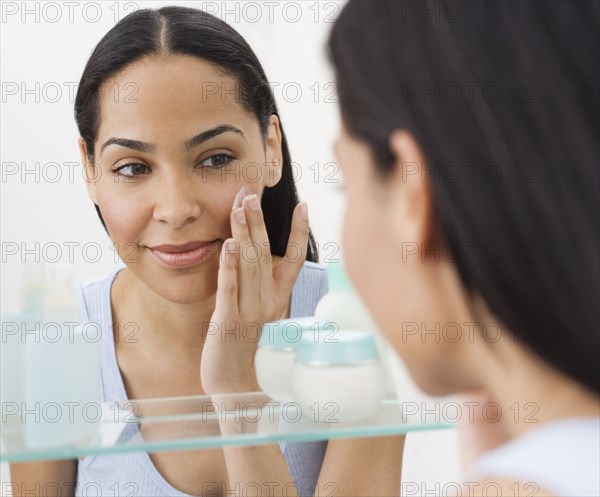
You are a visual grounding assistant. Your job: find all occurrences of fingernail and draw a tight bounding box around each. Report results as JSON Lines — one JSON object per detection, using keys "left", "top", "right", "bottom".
{"left": 246, "top": 194, "right": 260, "bottom": 212}
{"left": 225, "top": 239, "right": 237, "bottom": 253}
{"left": 299, "top": 201, "right": 309, "bottom": 220}
{"left": 234, "top": 207, "right": 247, "bottom": 224}
{"left": 233, "top": 185, "right": 251, "bottom": 210}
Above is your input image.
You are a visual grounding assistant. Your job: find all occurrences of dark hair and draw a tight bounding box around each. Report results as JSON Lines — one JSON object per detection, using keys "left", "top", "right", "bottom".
{"left": 75, "top": 6, "right": 318, "bottom": 262}
{"left": 329, "top": 0, "right": 599, "bottom": 394}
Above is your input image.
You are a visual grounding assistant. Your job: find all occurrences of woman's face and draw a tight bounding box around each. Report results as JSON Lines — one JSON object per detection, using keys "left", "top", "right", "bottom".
{"left": 81, "top": 55, "right": 282, "bottom": 304}
{"left": 335, "top": 122, "right": 476, "bottom": 395}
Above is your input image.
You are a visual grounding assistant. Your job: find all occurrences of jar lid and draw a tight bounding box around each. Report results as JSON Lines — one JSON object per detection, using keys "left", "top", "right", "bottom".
{"left": 296, "top": 330, "right": 380, "bottom": 365}
{"left": 259, "top": 317, "right": 333, "bottom": 351}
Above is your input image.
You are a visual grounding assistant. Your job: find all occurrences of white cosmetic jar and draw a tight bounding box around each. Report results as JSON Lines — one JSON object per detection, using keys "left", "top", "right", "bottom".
{"left": 255, "top": 317, "right": 332, "bottom": 403}
{"left": 292, "top": 330, "right": 386, "bottom": 422}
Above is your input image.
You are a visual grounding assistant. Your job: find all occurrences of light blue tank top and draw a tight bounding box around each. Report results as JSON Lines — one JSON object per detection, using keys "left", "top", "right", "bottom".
{"left": 74, "top": 261, "right": 329, "bottom": 497}
{"left": 468, "top": 416, "right": 600, "bottom": 497}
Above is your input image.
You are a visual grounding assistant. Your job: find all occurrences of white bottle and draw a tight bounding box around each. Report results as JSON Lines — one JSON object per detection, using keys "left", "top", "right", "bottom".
{"left": 255, "top": 317, "right": 326, "bottom": 403}
{"left": 21, "top": 260, "right": 49, "bottom": 320}
{"left": 44, "top": 272, "right": 80, "bottom": 324}
{"left": 292, "top": 330, "right": 386, "bottom": 422}
{"left": 314, "top": 260, "right": 395, "bottom": 395}
{"left": 1, "top": 262, "right": 50, "bottom": 421}
{"left": 24, "top": 323, "right": 102, "bottom": 449}
{"left": 1, "top": 309, "right": 26, "bottom": 426}
{"left": 3, "top": 264, "right": 103, "bottom": 449}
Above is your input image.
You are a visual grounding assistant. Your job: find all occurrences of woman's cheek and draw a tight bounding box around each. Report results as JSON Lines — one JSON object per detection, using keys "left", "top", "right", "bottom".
{"left": 97, "top": 191, "right": 148, "bottom": 253}
{"left": 342, "top": 199, "right": 365, "bottom": 284}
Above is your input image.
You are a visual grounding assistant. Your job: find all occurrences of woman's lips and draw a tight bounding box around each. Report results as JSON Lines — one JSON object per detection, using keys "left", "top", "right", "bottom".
{"left": 148, "top": 241, "right": 219, "bottom": 268}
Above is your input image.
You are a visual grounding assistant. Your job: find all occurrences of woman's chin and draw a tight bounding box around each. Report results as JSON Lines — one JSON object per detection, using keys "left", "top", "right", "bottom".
{"left": 133, "top": 266, "right": 219, "bottom": 305}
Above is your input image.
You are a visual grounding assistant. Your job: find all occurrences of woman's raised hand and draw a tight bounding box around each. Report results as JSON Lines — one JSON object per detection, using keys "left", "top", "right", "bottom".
{"left": 200, "top": 190, "right": 309, "bottom": 394}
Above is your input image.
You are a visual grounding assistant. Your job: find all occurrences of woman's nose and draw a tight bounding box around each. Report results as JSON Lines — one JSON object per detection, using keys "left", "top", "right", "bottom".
{"left": 152, "top": 170, "right": 202, "bottom": 228}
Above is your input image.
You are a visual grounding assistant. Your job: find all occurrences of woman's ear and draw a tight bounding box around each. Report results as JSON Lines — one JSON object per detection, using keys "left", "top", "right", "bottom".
{"left": 264, "top": 115, "right": 283, "bottom": 188}
{"left": 386, "top": 130, "right": 437, "bottom": 250}
{"left": 79, "top": 137, "right": 99, "bottom": 204}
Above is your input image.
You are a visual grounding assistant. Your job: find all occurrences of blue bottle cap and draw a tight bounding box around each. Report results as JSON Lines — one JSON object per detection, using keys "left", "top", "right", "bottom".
{"left": 259, "top": 317, "right": 333, "bottom": 351}
{"left": 296, "top": 330, "right": 380, "bottom": 365}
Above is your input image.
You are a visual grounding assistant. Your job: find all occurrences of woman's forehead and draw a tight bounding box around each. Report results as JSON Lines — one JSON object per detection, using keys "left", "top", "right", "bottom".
{"left": 96, "top": 55, "right": 259, "bottom": 145}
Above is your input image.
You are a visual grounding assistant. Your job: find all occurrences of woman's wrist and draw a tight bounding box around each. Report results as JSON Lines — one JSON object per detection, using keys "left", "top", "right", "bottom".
{"left": 201, "top": 366, "right": 261, "bottom": 395}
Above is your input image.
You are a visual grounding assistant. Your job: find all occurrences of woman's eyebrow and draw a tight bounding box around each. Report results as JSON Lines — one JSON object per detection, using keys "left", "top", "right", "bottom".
{"left": 100, "top": 125, "right": 246, "bottom": 156}
{"left": 184, "top": 125, "right": 246, "bottom": 150}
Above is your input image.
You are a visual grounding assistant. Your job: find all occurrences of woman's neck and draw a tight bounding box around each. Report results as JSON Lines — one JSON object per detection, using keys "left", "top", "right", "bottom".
{"left": 481, "top": 335, "right": 599, "bottom": 439}
{"left": 464, "top": 291, "right": 599, "bottom": 439}
{"left": 111, "top": 268, "right": 216, "bottom": 357}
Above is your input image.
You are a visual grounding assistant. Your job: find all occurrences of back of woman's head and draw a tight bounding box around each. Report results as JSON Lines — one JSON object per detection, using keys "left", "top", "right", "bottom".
{"left": 329, "top": 0, "right": 599, "bottom": 393}
{"left": 75, "top": 6, "right": 318, "bottom": 262}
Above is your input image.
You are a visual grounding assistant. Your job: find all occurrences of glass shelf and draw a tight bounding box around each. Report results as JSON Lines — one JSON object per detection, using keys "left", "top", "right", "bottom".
{"left": 1, "top": 392, "right": 455, "bottom": 463}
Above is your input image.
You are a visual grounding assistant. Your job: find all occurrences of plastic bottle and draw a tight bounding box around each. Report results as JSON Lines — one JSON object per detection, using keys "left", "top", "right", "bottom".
{"left": 2, "top": 262, "right": 50, "bottom": 420}
{"left": 44, "top": 272, "right": 80, "bottom": 324}
{"left": 20, "top": 261, "right": 49, "bottom": 321}
{"left": 314, "top": 260, "right": 395, "bottom": 395}
{"left": 292, "top": 330, "right": 386, "bottom": 422}
{"left": 1, "top": 264, "right": 103, "bottom": 449}
{"left": 23, "top": 268, "right": 102, "bottom": 449}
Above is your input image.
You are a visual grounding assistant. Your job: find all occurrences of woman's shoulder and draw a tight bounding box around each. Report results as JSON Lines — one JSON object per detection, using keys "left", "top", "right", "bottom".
{"left": 75, "top": 266, "right": 124, "bottom": 322}
{"left": 296, "top": 260, "right": 328, "bottom": 294}
{"left": 467, "top": 416, "right": 600, "bottom": 497}
{"left": 290, "top": 260, "right": 328, "bottom": 318}
{"left": 298, "top": 260, "right": 327, "bottom": 279}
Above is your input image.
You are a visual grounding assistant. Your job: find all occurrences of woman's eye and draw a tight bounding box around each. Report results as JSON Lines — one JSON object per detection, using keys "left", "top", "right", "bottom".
{"left": 200, "top": 154, "right": 235, "bottom": 168}
{"left": 111, "top": 163, "right": 150, "bottom": 177}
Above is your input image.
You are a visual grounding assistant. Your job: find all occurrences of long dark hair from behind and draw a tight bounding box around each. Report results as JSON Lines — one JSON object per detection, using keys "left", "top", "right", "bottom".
{"left": 75, "top": 6, "right": 318, "bottom": 262}
{"left": 329, "top": 0, "right": 599, "bottom": 394}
